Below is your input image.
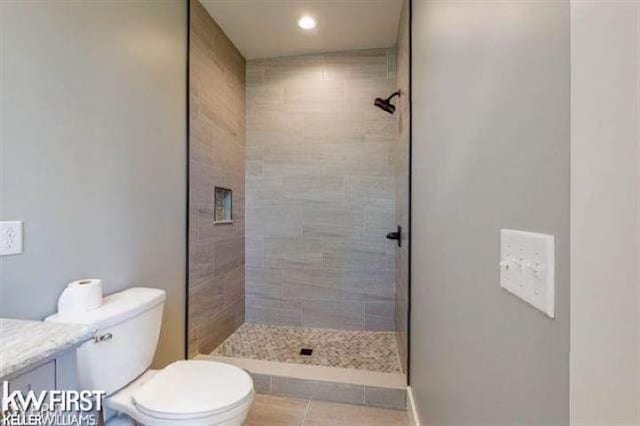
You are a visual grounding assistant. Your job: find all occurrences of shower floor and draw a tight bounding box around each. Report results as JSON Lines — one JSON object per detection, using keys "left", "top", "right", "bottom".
{"left": 211, "top": 323, "right": 403, "bottom": 374}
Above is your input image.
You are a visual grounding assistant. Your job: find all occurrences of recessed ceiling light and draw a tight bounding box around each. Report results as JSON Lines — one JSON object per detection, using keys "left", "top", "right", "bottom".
{"left": 298, "top": 15, "right": 318, "bottom": 30}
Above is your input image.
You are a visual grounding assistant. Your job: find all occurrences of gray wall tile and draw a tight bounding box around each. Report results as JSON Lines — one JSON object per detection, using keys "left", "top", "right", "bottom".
{"left": 246, "top": 266, "right": 282, "bottom": 298}
{"left": 366, "top": 300, "right": 396, "bottom": 318}
{"left": 348, "top": 176, "right": 395, "bottom": 202}
{"left": 245, "top": 237, "right": 264, "bottom": 268}
{"left": 365, "top": 298, "right": 397, "bottom": 331}
{"left": 301, "top": 202, "right": 365, "bottom": 239}
{"left": 365, "top": 204, "right": 396, "bottom": 234}
{"left": 254, "top": 374, "right": 406, "bottom": 410}
{"left": 283, "top": 80, "right": 344, "bottom": 113}
{"left": 284, "top": 176, "right": 346, "bottom": 203}
{"left": 245, "top": 60, "right": 265, "bottom": 87}
{"left": 323, "top": 237, "right": 388, "bottom": 272}
{"left": 265, "top": 55, "right": 324, "bottom": 84}
{"left": 303, "top": 111, "right": 365, "bottom": 144}
{"left": 264, "top": 237, "right": 323, "bottom": 268}
{"left": 322, "top": 143, "right": 393, "bottom": 178}
{"left": 246, "top": 296, "right": 302, "bottom": 326}
{"left": 282, "top": 267, "right": 344, "bottom": 301}
{"left": 344, "top": 270, "right": 395, "bottom": 302}
{"left": 245, "top": 50, "right": 398, "bottom": 330}
{"left": 364, "top": 387, "right": 406, "bottom": 410}
{"left": 263, "top": 144, "right": 324, "bottom": 177}
{"left": 250, "top": 373, "right": 272, "bottom": 394}
{"left": 247, "top": 204, "right": 303, "bottom": 238}
{"left": 272, "top": 377, "right": 365, "bottom": 405}
{"left": 302, "top": 300, "right": 365, "bottom": 330}
{"left": 214, "top": 237, "right": 244, "bottom": 276}
{"left": 189, "top": 0, "right": 245, "bottom": 356}
{"left": 365, "top": 314, "right": 396, "bottom": 331}
{"left": 324, "top": 49, "right": 389, "bottom": 81}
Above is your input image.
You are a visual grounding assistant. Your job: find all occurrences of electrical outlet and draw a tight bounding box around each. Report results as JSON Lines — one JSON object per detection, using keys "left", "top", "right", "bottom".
{"left": 500, "top": 229, "right": 555, "bottom": 318}
{"left": 0, "top": 221, "right": 23, "bottom": 256}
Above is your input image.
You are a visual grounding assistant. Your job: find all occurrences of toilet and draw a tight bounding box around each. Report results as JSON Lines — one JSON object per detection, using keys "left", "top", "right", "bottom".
{"left": 46, "top": 287, "right": 253, "bottom": 426}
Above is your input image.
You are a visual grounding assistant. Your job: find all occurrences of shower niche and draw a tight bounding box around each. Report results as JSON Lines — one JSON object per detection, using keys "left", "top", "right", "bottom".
{"left": 214, "top": 187, "right": 233, "bottom": 224}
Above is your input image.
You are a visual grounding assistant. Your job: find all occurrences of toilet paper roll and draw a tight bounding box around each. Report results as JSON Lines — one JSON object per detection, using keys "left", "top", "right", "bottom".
{"left": 57, "top": 279, "right": 103, "bottom": 315}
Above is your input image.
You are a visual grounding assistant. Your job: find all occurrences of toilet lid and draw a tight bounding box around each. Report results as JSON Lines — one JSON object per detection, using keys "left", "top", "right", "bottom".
{"left": 132, "top": 360, "right": 253, "bottom": 419}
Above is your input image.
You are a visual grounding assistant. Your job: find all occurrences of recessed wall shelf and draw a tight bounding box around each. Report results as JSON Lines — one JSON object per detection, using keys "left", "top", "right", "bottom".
{"left": 214, "top": 187, "right": 233, "bottom": 224}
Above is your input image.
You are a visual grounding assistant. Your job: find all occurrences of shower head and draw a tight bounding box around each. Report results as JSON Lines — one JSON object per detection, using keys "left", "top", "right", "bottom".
{"left": 374, "top": 90, "right": 401, "bottom": 114}
{"left": 374, "top": 97, "right": 396, "bottom": 114}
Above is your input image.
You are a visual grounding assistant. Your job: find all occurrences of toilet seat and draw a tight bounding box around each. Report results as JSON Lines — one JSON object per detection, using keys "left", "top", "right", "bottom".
{"left": 133, "top": 360, "right": 253, "bottom": 419}
{"left": 106, "top": 360, "right": 254, "bottom": 426}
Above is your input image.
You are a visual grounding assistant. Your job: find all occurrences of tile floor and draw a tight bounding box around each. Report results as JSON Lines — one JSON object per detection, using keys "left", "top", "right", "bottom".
{"left": 245, "top": 394, "right": 408, "bottom": 426}
{"left": 212, "top": 323, "right": 403, "bottom": 373}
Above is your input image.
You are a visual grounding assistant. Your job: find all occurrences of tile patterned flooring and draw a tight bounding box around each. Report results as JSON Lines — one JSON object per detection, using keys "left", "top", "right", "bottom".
{"left": 212, "top": 323, "right": 403, "bottom": 373}
{"left": 245, "top": 394, "right": 408, "bottom": 426}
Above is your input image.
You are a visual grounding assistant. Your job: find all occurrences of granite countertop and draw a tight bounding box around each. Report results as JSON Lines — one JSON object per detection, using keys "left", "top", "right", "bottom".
{"left": 0, "top": 318, "right": 95, "bottom": 379}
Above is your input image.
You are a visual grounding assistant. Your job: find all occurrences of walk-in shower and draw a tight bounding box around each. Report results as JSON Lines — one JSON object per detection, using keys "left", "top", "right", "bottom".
{"left": 188, "top": 0, "right": 410, "bottom": 407}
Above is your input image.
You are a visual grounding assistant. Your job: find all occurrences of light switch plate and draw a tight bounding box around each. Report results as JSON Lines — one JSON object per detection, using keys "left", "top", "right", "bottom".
{"left": 500, "top": 229, "right": 555, "bottom": 318}
{"left": 0, "top": 221, "right": 23, "bottom": 256}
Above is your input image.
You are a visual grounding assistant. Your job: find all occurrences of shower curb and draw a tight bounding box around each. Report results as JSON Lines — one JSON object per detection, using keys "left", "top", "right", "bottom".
{"left": 198, "top": 355, "right": 407, "bottom": 410}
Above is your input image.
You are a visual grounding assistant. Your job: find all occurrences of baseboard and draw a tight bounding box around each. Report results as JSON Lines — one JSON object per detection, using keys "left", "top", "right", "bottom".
{"left": 407, "top": 386, "right": 421, "bottom": 426}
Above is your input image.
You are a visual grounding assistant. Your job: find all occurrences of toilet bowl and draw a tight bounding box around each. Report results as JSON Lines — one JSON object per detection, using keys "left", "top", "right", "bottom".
{"left": 106, "top": 361, "right": 253, "bottom": 426}
{"left": 46, "top": 288, "right": 254, "bottom": 426}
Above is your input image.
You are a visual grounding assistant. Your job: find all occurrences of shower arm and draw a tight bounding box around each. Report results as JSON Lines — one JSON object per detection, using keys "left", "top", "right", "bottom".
{"left": 385, "top": 91, "right": 401, "bottom": 103}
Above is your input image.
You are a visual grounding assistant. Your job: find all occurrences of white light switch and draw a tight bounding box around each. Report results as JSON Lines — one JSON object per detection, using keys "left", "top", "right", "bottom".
{"left": 0, "top": 221, "right": 23, "bottom": 256}
{"left": 500, "top": 229, "right": 555, "bottom": 318}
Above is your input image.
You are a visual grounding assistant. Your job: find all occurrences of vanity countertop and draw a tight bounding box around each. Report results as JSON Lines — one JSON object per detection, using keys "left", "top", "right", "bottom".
{"left": 0, "top": 318, "right": 95, "bottom": 379}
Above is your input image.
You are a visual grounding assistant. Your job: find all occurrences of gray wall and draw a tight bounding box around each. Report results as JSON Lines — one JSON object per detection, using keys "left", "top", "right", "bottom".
{"left": 188, "top": 0, "right": 245, "bottom": 357}
{"left": 0, "top": 0, "right": 187, "bottom": 367}
{"left": 570, "top": 2, "right": 640, "bottom": 424}
{"left": 245, "top": 49, "right": 399, "bottom": 331}
{"left": 411, "top": 1, "right": 570, "bottom": 424}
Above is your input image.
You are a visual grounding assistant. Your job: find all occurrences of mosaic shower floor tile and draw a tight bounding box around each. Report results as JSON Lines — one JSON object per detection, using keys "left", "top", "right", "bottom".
{"left": 211, "top": 323, "right": 403, "bottom": 373}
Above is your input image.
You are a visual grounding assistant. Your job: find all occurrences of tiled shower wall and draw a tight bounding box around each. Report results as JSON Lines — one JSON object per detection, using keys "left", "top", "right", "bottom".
{"left": 394, "top": 0, "right": 410, "bottom": 373}
{"left": 188, "top": 0, "right": 246, "bottom": 357}
{"left": 245, "top": 49, "right": 398, "bottom": 331}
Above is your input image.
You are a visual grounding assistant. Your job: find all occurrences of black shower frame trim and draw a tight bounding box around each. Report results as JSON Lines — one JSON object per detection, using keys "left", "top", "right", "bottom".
{"left": 184, "top": 0, "right": 191, "bottom": 360}
{"left": 407, "top": 0, "right": 413, "bottom": 385}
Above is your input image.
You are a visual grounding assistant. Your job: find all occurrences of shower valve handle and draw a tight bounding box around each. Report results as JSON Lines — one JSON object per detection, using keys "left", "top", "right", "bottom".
{"left": 386, "top": 226, "right": 402, "bottom": 247}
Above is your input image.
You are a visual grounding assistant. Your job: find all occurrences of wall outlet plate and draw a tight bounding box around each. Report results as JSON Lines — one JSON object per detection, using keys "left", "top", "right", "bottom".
{"left": 500, "top": 229, "right": 555, "bottom": 318}
{"left": 0, "top": 221, "right": 23, "bottom": 256}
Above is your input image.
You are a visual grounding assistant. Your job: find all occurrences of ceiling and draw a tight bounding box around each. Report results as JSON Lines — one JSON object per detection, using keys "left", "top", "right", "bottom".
{"left": 199, "top": 0, "right": 403, "bottom": 60}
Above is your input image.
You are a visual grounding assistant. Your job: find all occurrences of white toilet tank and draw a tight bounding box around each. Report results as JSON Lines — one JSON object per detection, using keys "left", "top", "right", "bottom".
{"left": 46, "top": 287, "right": 165, "bottom": 396}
